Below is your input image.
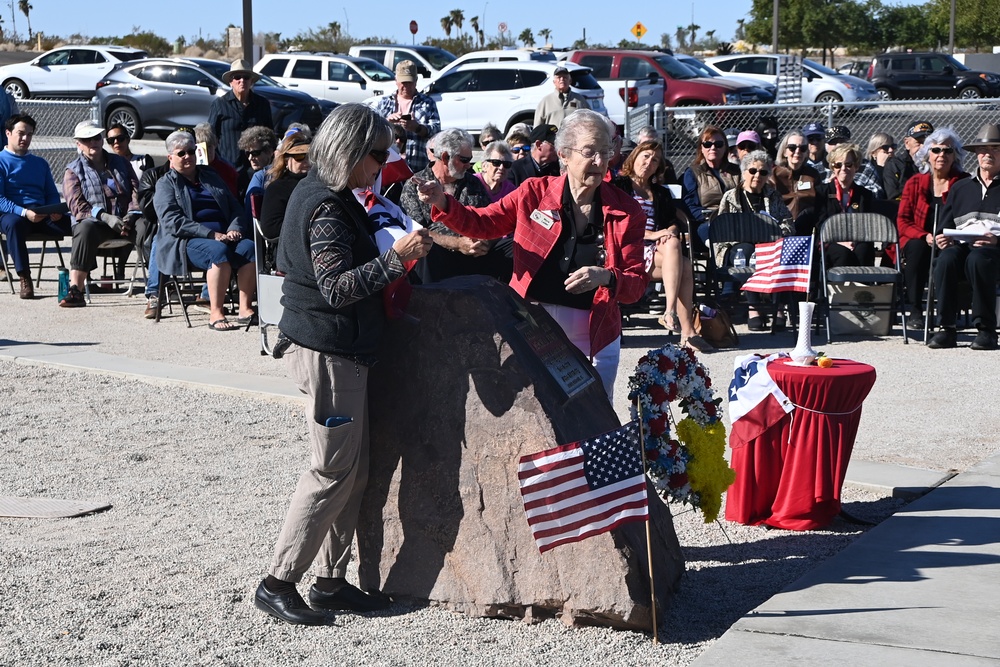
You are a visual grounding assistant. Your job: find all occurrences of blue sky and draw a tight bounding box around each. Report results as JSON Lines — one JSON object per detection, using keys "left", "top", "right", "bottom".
{"left": 26, "top": 1, "right": 758, "bottom": 48}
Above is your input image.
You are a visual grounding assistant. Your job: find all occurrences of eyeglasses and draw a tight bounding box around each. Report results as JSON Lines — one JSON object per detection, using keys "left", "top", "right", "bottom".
{"left": 786, "top": 143, "right": 807, "bottom": 153}
{"left": 702, "top": 140, "right": 726, "bottom": 150}
{"left": 567, "top": 147, "right": 612, "bottom": 161}
{"left": 747, "top": 167, "right": 769, "bottom": 176}
{"left": 831, "top": 161, "right": 857, "bottom": 170}
{"left": 107, "top": 134, "right": 128, "bottom": 144}
{"left": 878, "top": 144, "right": 896, "bottom": 152}
{"left": 929, "top": 146, "right": 955, "bottom": 155}
{"left": 368, "top": 148, "right": 390, "bottom": 165}
{"left": 174, "top": 149, "right": 196, "bottom": 158}
{"left": 510, "top": 145, "right": 529, "bottom": 153}
{"left": 455, "top": 154, "right": 473, "bottom": 164}
{"left": 484, "top": 158, "right": 513, "bottom": 169}
{"left": 247, "top": 148, "right": 268, "bottom": 157}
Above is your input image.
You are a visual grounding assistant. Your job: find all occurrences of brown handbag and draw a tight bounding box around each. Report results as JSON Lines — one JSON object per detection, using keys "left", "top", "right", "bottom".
{"left": 694, "top": 302, "right": 740, "bottom": 348}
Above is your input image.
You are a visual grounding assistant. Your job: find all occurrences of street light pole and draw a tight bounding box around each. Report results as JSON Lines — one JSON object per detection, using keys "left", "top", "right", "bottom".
{"left": 772, "top": 0, "right": 779, "bottom": 54}
{"left": 242, "top": 0, "right": 253, "bottom": 63}
{"left": 948, "top": 0, "right": 956, "bottom": 54}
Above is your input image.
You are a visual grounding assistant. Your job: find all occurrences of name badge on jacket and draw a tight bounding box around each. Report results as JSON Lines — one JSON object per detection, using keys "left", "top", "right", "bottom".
{"left": 530, "top": 209, "right": 559, "bottom": 229}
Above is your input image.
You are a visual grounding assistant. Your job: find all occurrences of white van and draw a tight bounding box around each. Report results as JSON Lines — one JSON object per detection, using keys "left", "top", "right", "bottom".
{"left": 348, "top": 44, "right": 456, "bottom": 83}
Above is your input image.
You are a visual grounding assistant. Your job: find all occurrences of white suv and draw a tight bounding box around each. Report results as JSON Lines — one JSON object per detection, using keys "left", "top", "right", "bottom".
{"left": 255, "top": 52, "right": 395, "bottom": 104}
{"left": 422, "top": 61, "right": 607, "bottom": 137}
{"left": 433, "top": 49, "right": 557, "bottom": 80}
{"left": 348, "top": 44, "right": 456, "bottom": 83}
{"left": 0, "top": 45, "right": 147, "bottom": 99}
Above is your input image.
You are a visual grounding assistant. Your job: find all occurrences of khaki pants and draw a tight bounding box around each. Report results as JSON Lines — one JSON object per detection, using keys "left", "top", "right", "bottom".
{"left": 268, "top": 345, "right": 369, "bottom": 583}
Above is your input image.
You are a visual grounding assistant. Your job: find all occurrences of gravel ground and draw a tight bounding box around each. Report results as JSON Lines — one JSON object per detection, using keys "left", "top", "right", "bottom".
{"left": 1, "top": 285, "right": 997, "bottom": 665}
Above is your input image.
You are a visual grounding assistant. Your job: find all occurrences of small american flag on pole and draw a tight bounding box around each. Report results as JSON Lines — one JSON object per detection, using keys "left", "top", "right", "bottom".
{"left": 742, "top": 235, "right": 813, "bottom": 293}
{"left": 518, "top": 421, "right": 649, "bottom": 553}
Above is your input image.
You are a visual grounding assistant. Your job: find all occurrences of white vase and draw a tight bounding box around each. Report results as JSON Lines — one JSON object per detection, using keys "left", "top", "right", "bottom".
{"left": 790, "top": 301, "right": 818, "bottom": 365}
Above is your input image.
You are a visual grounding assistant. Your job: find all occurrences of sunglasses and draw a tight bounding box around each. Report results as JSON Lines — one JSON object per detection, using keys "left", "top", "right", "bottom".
{"left": 247, "top": 148, "right": 268, "bottom": 157}
{"left": 747, "top": 167, "right": 769, "bottom": 176}
{"left": 230, "top": 74, "right": 252, "bottom": 81}
{"left": 368, "top": 148, "right": 390, "bottom": 165}
{"left": 107, "top": 134, "right": 128, "bottom": 143}
{"left": 174, "top": 149, "right": 196, "bottom": 158}
{"left": 485, "top": 158, "right": 513, "bottom": 169}
{"left": 288, "top": 153, "right": 309, "bottom": 162}
{"left": 510, "top": 145, "right": 529, "bottom": 153}
{"left": 702, "top": 140, "right": 726, "bottom": 149}
{"left": 831, "top": 162, "right": 857, "bottom": 170}
{"left": 786, "top": 143, "right": 807, "bottom": 153}
{"left": 878, "top": 144, "right": 896, "bottom": 152}
{"left": 738, "top": 142, "right": 758, "bottom": 150}
{"left": 456, "top": 154, "right": 473, "bottom": 164}
{"left": 929, "top": 146, "right": 955, "bottom": 155}
{"left": 808, "top": 136, "right": 824, "bottom": 143}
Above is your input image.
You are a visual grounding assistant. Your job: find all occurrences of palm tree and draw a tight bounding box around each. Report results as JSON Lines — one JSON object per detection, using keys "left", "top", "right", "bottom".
{"left": 735, "top": 18, "right": 746, "bottom": 42}
{"left": 519, "top": 28, "right": 535, "bottom": 48}
{"left": 7, "top": 1, "right": 16, "bottom": 40}
{"left": 449, "top": 9, "right": 464, "bottom": 36}
{"left": 440, "top": 15, "right": 453, "bottom": 38}
{"left": 675, "top": 26, "right": 687, "bottom": 51}
{"left": 687, "top": 23, "right": 700, "bottom": 47}
{"left": 538, "top": 28, "right": 552, "bottom": 46}
{"left": 704, "top": 29, "right": 716, "bottom": 48}
{"left": 17, "top": 0, "right": 29, "bottom": 40}
{"left": 469, "top": 15, "right": 479, "bottom": 37}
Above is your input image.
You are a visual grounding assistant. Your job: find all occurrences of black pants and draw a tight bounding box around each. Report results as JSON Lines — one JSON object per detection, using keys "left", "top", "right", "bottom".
{"left": 70, "top": 219, "right": 135, "bottom": 278}
{"left": 415, "top": 236, "right": 514, "bottom": 285}
{"left": 933, "top": 244, "right": 1000, "bottom": 329}
{"left": 902, "top": 238, "right": 932, "bottom": 311}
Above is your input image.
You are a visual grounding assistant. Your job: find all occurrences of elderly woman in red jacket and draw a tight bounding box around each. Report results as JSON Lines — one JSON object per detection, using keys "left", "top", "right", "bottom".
{"left": 417, "top": 109, "right": 648, "bottom": 399}
{"left": 896, "top": 127, "right": 968, "bottom": 329}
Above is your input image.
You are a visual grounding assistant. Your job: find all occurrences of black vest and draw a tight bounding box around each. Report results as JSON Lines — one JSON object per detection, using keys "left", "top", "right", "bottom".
{"left": 277, "top": 171, "right": 384, "bottom": 359}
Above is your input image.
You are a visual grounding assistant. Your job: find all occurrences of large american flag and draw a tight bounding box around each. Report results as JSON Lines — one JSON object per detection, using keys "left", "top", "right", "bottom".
{"left": 742, "top": 236, "right": 813, "bottom": 293}
{"left": 518, "top": 421, "right": 649, "bottom": 553}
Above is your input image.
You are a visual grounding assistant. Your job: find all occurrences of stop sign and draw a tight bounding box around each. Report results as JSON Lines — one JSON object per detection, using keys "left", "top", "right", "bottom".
{"left": 409, "top": 20, "right": 418, "bottom": 35}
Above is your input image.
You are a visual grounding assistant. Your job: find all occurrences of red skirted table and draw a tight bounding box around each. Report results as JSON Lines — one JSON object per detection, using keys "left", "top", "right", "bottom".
{"left": 725, "top": 357, "right": 877, "bottom": 530}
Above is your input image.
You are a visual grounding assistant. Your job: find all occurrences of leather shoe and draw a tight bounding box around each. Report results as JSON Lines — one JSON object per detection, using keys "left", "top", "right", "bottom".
{"left": 905, "top": 313, "right": 924, "bottom": 331}
{"left": 19, "top": 275, "right": 33, "bottom": 299}
{"left": 309, "top": 583, "right": 391, "bottom": 612}
{"left": 927, "top": 328, "right": 957, "bottom": 349}
{"left": 253, "top": 580, "right": 329, "bottom": 625}
{"left": 971, "top": 329, "right": 998, "bottom": 351}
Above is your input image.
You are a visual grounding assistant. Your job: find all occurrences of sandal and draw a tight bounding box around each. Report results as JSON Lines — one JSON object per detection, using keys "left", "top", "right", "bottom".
{"left": 236, "top": 313, "right": 258, "bottom": 326}
{"left": 209, "top": 318, "right": 238, "bottom": 331}
{"left": 682, "top": 335, "right": 714, "bottom": 353}
{"left": 657, "top": 311, "right": 681, "bottom": 333}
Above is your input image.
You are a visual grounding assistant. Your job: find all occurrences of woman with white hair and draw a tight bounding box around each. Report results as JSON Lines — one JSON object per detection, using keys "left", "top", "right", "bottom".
{"left": 854, "top": 132, "right": 896, "bottom": 199}
{"left": 418, "top": 109, "right": 648, "bottom": 398}
{"left": 254, "top": 103, "right": 431, "bottom": 625}
{"left": 896, "top": 127, "right": 969, "bottom": 329}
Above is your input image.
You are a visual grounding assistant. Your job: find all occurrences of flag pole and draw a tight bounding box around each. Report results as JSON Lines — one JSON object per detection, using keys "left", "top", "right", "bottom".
{"left": 634, "top": 398, "right": 659, "bottom": 645}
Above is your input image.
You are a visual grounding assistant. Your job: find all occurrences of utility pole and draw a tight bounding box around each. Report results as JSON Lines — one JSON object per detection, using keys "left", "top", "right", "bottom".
{"left": 772, "top": 0, "right": 779, "bottom": 53}
{"left": 948, "top": 0, "right": 956, "bottom": 54}
{"left": 242, "top": 0, "right": 253, "bottom": 63}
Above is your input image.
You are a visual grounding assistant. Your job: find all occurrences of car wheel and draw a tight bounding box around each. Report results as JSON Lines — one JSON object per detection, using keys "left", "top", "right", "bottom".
{"left": 107, "top": 106, "right": 143, "bottom": 140}
{"left": 815, "top": 92, "right": 843, "bottom": 104}
{"left": 504, "top": 113, "right": 534, "bottom": 136}
{"left": 959, "top": 86, "right": 982, "bottom": 99}
{"left": 4, "top": 79, "right": 28, "bottom": 100}
{"left": 876, "top": 87, "right": 893, "bottom": 101}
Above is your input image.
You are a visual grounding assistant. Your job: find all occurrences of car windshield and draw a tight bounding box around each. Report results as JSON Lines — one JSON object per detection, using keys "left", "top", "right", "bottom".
{"left": 414, "top": 47, "right": 456, "bottom": 70}
{"left": 354, "top": 59, "right": 395, "bottom": 81}
{"left": 803, "top": 59, "right": 839, "bottom": 76}
{"left": 651, "top": 54, "right": 697, "bottom": 80}
{"left": 679, "top": 57, "right": 719, "bottom": 78}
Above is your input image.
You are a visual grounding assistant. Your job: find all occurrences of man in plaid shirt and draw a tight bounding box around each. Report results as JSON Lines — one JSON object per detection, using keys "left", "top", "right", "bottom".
{"left": 374, "top": 60, "right": 441, "bottom": 172}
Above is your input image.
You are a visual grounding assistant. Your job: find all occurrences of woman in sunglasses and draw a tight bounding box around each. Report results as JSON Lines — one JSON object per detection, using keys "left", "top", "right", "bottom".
{"left": 475, "top": 141, "right": 517, "bottom": 203}
{"left": 853, "top": 132, "right": 895, "bottom": 200}
{"left": 258, "top": 128, "right": 313, "bottom": 244}
{"left": 417, "top": 109, "right": 647, "bottom": 398}
{"left": 773, "top": 130, "right": 823, "bottom": 225}
{"left": 895, "top": 127, "right": 969, "bottom": 329}
{"left": 105, "top": 123, "right": 154, "bottom": 178}
{"left": 238, "top": 124, "right": 278, "bottom": 208}
{"left": 681, "top": 125, "right": 740, "bottom": 251}
{"left": 814, "top": 143, "right": 877, "bottom": 267}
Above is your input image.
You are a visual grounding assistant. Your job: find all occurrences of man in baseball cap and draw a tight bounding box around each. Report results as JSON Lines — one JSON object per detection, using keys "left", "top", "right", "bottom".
{"left": 802, "top": 122, "right": 829, "bottom": 177}
{"left": 884, "top": 120, "right": 934, "bottom": 199}
{"left": 534, "top": 65, "right": 587, "bottom": 129}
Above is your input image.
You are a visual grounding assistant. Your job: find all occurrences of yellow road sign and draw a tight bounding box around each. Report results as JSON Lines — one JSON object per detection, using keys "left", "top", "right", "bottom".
{"left": 631, "top": 21, "right": 647, "bottom": 40}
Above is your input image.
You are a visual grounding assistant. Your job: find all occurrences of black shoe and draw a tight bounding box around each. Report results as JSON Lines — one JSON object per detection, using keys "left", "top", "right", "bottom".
{"left": 253, "top": 580, "right": 329, "bottom": 625}
{"left": 747, "top": 316, "right": 768, "bottom": 332}
{"left": 971, "top": 329, "right": 998, "bottom": 351}
{"left": 927, "top": 328, "right": 957, "bottom": 349}
{"left": 309, "top": 583, "right": 391, "bottom": 612}
{"left": 905, "top": 313, "right": 924, "bottom": 331}
{"left": 773, "top": 316, "right": 787, "bottom": 332}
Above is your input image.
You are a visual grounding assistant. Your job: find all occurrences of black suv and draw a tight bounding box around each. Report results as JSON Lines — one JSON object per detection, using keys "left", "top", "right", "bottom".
{"left": 868, "top": 52, "right": 1000, "bottom": 100}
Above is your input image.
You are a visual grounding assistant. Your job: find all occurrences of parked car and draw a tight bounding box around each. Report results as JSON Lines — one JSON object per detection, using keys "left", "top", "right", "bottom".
{"left": 0, "top": 45, "right": 147, "bottom": 99}
{"left": 433, "top": 49, "right": 556, "bottom": 80}
{"left": 704, "top": 54, "right": 880, "bottom": 105}
{"left": 837, "top": 60, "right": 869, "bottom": 78}
{"left": 348, "top": 44, "right": 457, "bottom": 83}
{"left": 565, "top": 49, "right": 773, "bottom": 107}
{"left": 93, "top": 58, "right": 327, "bottom": 140}
{"left": 255, "top": 52, "right": 395, "bottom": 104}
{"left": 418, "top": 61, "right": 607, "bottom": 137}
{"left": 867, "top": 52, "right": 1000, "bottom": 99}
{"left": 673, "top": 54, "right": 776, "bottom": 102}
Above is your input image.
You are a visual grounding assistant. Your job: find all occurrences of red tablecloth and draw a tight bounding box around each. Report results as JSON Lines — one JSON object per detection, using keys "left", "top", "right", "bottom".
{"left": 725, "top": 357, "right": 877, "bottom": 530}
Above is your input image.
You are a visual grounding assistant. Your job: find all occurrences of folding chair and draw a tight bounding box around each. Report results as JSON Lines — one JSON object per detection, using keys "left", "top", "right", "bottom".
{"left": 1, "top": 230, "right": 67, "bottom": 293}
{"left": 250, "top": 196, "right": 284, "bottom": 355}
{"left": 818, "top": 212, "right": 908, "bottom": 344}
{"left": 84, "top": 238, "right": 147, "bottom": 303}
{"left": 707, "top": 212, "right": 785, "bottom": 328}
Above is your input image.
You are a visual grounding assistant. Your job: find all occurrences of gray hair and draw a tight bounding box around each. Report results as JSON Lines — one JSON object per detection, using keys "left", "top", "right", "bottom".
{"left": 433, "top": 128, "right": 474, "bottom": 160}
{"left": 865, "top": 132, "right": 895, "bottom": 158}
{"left": 311, "top": 103, "right": 392, "bottom": 191}
{"left": 484, "top": 140, "right": 513, "bottom": 161}
{"left": 914, "top": 127, "right": 966, "bottom": 174}
{"left": 479, "top": 123, "right": 502, "bottom": 145}
{"left": 193, "top": 122, "right": 216, "bottom": 148}
{"left": 505, "top": 122, "right": 531, "bottom": 142}
{"left": 164, "top": 130, "right": 195, "bottom": 154}
{"left": 775, "top": 131, "right": 805, "bottom": 168}
{"left": 740, "top": 149, "right": 773, "bottom": 173}
{"left": 238, "top": 125, "right": 277, "bottom": 152}
{"left": 636, "top": 125, "right": 660, "bottom": 143}
{"left": 554, "top": 109, "right": 613, "bottom": 157}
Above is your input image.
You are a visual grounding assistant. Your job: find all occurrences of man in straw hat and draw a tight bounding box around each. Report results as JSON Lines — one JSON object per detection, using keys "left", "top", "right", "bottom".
{"left": 374, "top": 60, "right": 440, "bottom": 172}
{"left": 928, "top": 123, "right": 1000, "bottom": 350}
{"left": 209, "top": 59, "right": 273, "bottom": 169}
